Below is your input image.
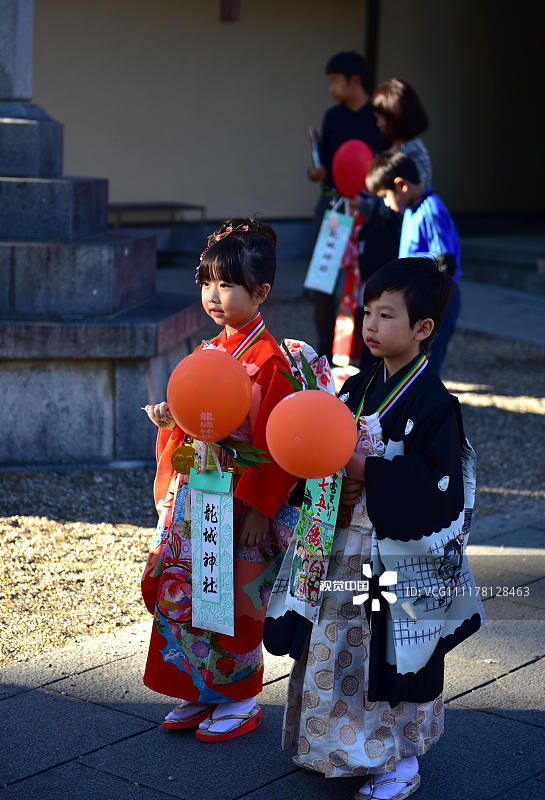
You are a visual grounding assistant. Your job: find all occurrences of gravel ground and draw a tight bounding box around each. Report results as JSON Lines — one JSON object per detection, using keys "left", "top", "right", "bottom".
{"left": 1, "top": 297, "right": 544, "bottom": 667}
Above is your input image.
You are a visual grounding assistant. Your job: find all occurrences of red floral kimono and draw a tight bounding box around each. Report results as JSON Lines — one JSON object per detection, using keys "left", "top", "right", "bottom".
{"left": 142, "top": 314, "right": 299, "bottom": 703}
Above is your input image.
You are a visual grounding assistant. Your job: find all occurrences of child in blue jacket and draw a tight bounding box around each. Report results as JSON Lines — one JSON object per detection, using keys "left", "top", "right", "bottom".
{"left": 366, "top": 150, "right": 461, "bottom": 375}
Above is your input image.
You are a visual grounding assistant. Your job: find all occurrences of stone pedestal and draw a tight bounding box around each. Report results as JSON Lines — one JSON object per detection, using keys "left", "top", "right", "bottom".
{"left": 0, "top": 296, "right": 205, "bottom": 464}
{"left": 0, "top": 103, "right": 63, "bottom": 177}
{"left": 0, "top": 233, "right": 156, "bottom": 316}
{"left": 0, "top": 176, "right": 108, "bottom": 239}
{"left": 0, "top": 0, "right": 206, "bottom": 466}
{"left": 0, "top": 0, "right": 33, "bottom": 100}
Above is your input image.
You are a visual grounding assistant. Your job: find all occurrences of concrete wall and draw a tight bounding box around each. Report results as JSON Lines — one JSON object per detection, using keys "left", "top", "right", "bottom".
{"left": 33, "top": 0, "right": 544, "bottom": 218}
{"left": 33, "top": 0, "right": 366, "bottom": 219}
{"left": 376, "top": 0, "right": 544, "bottom": 214}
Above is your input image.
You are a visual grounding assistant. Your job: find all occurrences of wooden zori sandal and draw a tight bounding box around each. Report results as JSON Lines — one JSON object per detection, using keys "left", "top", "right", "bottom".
{"left": 194, "top": 705, "right": 262, "bottom": 742}
{"left": 354, "top": 773, "right": 421, "bottom": 800}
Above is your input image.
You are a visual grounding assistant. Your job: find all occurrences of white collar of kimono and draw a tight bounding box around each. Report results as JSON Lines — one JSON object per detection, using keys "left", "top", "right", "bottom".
{"left": 225, "top": 312, "right": 260, "bottom": 338}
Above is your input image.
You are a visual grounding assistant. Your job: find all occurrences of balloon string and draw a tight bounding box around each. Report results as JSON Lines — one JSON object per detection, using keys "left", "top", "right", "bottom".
{"left": 209, "top": 443, "right": 224, "bottom": 477}
{"left": 195, "top": 441, "right": 208, "bottom": 473}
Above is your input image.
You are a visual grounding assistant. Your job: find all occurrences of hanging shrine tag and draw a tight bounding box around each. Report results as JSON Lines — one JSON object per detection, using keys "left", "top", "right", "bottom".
{"left": 304, "top": 210, "right": 354, "bottom": 295}
{"left": 188, "top": 468, "right": 234, "bottom": 635}
{"left": 285, "top": 472, "right": 342, "bottom": 623}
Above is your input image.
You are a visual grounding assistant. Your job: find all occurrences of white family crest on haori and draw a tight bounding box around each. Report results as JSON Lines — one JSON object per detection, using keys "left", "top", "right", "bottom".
{"left": 438, "top": 475, "right": 450, "bottom": 491}
{"left": 404, "top": 418, "right": 414, "bottom": 435}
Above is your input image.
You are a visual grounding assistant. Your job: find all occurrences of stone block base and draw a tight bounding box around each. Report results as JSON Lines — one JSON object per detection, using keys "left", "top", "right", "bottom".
{"left": 0, "top": 296, "right": 207, "bottom": 464}
{"left": 0, "top": 349, "right": 190, "bottom": 464}
{"left": 0, "top": 175, "right": 107, "bottom": 239}
{"left": 0, "top": 233, "right": 156, "bottom": 316}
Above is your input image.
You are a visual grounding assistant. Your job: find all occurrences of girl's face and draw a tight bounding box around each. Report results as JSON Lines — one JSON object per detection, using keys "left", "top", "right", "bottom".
{"left": 201, "top": 279, "right": 270, "bottom": 333}
{"left": 373, "top": 109, "right": 392, "bottom": 139}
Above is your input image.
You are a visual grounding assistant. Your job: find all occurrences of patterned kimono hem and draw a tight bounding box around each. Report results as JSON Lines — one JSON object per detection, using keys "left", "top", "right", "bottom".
{"left": 280, "top": 522, "right": 444, "bottom": 779}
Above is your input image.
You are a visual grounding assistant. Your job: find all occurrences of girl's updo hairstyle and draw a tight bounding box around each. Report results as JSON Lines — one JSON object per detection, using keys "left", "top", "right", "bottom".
{"left": 198, "top": 216, "right": 277, "bottom": 294}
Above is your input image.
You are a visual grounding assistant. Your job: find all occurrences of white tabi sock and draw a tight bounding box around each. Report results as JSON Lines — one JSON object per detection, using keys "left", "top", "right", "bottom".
{"left": 357, "top": 756, "right": 419, "bottom": 799}
{"left": 164, "top": 701, "right": 212, "bottom": 722}
{"left": 198, "top": 697, "right": 256, "bottom": 733}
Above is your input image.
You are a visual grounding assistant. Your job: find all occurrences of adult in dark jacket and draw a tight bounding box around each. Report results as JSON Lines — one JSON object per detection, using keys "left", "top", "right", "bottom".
{"left": 308, "top": 51, "right": 388, "bottom": 363}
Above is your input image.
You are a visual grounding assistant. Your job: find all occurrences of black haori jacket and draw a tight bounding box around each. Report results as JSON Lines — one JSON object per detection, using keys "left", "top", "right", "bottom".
{"left": 341, "top": 356, "right": 484, "bottom": 706}
{"left": 263, "top": 356, "right": 484, "bottom": 706}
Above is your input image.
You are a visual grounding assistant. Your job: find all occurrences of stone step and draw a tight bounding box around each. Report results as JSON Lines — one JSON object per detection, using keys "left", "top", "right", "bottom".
{"left": 460, "top": 258, "right": 545, "bottom": 297}
{"left": 0, "top": 232, "right": 157, "bottom": 316}
{"left": 0, "top": 175, "right": 107, "bottom": 239}
{"left": 0, "top": 292, "right": 205, "bottom": 359}
{"left": 459, "top": 233, "right": 545, "bottom": 295}
{"left": 460, "top": 234, "right": 545, "bottom": 266}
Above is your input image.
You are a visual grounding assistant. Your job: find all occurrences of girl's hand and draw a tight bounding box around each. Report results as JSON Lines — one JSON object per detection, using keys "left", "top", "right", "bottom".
{"left": 238, "top": 506, "right": 270, "bottom": 548}
{"left": 144, "top": 402, "right": 176, "bottom": 430}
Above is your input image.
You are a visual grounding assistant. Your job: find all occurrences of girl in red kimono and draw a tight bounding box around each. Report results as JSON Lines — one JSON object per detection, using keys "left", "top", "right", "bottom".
{"left": 142, "top": 218, "right": 298, "bottom": 741}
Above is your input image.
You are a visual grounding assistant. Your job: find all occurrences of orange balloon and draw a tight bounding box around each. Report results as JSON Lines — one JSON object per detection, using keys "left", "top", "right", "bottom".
{"left": 266, "top": 390, "right": 357, "bottom": 478}
{"left": 167, "top": 349, "right": 252, "bottom": 442}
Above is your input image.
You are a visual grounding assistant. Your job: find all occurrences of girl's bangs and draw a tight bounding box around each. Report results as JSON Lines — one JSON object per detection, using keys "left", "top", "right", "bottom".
{"left": 198, "top": 238, "right": 247, "bottom": 286}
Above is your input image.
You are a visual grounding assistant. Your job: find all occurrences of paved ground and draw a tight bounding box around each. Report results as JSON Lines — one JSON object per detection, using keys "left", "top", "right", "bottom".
{"left": 457, "top": 280, "right": 545, "bottom": 347}
{"left": 2, "top": 259, "right": 544, "bottom": 800}
{"left": 1, "top": 500, "right": 544, "bottom": 800}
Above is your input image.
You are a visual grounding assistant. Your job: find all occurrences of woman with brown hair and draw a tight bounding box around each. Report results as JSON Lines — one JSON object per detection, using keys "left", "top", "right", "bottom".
{"left": 372, "top": 78, "right": 431, "bottom": 187}
{"left": 355, "top": 79, "right": 432, "bottom": 370}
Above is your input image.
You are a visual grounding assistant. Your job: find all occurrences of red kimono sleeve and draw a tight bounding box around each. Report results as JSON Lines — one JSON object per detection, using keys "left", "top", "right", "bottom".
{"left": 234, "top": 357, "right": 297, "bottom": 518}
{"left": 153, "top": 425, "right": 185, "bottom": 512}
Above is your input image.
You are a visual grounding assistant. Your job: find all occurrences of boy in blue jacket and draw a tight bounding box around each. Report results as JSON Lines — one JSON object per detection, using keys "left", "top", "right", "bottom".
{"left": 366, "top": 151, "right": 461, "bottom": 375}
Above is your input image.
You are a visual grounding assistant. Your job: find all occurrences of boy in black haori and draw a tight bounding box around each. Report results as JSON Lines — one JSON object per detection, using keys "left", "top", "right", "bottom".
{"left": 273, "top": 258, "right": 484, "bottom": 800}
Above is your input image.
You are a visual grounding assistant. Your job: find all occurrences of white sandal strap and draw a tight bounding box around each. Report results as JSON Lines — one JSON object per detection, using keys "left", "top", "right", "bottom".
{"left": 357, "top": 774, "right": 419, "bottom": 799}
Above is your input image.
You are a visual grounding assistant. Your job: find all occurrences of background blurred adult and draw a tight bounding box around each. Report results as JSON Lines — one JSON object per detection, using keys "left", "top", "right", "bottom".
{"left": 356, "top": 78, "right": 432, "bottom": 369}
{"left": 308, "top": 51, "right": 389, "bottom": 363}
{"left": 372, "top": 78, "right": 431, "bottom": 187}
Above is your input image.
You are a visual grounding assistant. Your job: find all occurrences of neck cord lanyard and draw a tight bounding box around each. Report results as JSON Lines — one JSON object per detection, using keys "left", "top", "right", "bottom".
{"left": 354, "top": 354, "right": 428, "bottom": 423}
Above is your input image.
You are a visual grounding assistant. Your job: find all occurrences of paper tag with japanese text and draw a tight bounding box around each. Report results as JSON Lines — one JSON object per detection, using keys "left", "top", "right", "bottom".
{"left": 284, "top": 472, "right": 342, "bottom": 623}
{"left": 189, "top": 469, "right": 234, "bottom": 635}
{"left": 304, "top": 210, "right": 354, "bottom": 295}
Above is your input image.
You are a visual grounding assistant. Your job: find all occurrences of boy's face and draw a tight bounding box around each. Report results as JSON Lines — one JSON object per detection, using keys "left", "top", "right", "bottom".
{"left": 377, "top": 180, "right": 410, "bottom": 214}
{"left": 363, "top": 291, "right": 432, "bottom": 373}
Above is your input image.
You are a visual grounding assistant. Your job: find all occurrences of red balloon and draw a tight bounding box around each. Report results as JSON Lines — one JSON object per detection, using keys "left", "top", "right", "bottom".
{"left": 167, "top": 349, "right": 252, "bottom": 442}
{"left": 332, "top": 139, "right": 374, "bottom": 197}
{"left": 266, "top": 390, "right": 357, "bottom": 479}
